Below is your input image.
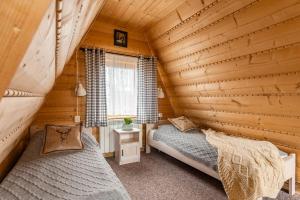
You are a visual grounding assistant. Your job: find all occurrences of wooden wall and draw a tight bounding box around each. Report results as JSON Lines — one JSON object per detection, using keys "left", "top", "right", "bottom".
{"left": 147, "top": 0, "right": 300, "bottom": 182}
{"left": 0, "top": 0, "right": 104, "bottom": 179}
{"left": 33, "top": 53, "right": 86, "bottom": 126}
{"left": 82, "top": 16, "right": 151, "bottom": 55}
{"left": 34, "top": 16, "right": 174, "bottom": 139}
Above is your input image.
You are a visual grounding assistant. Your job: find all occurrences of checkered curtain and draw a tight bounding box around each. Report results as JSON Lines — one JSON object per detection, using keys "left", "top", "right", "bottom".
{"left": 85, "top": 48, "right": 108, "bottom": 127}
{"left": 136, "top": 56, "right": 158, "bottom": 124}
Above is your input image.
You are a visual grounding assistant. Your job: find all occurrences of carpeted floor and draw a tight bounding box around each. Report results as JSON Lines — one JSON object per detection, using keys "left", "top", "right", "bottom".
{"left": 107, "top": 149, "right": 300, "bottom": 200}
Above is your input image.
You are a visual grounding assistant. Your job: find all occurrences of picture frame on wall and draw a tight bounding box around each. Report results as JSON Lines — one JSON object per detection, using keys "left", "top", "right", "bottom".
{"left": 114, "top": 29, "right": 128, "bottom": 48}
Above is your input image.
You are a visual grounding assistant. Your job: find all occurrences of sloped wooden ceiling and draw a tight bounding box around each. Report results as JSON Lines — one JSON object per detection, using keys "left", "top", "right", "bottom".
{"left": 0, "top": 0, "right": 105, "bottom": 175}
{"left": 97, "top": 0, "right": 300, "bottom": 183}
{"left": 98, "top": 0, "right": 187, "bottom": 30}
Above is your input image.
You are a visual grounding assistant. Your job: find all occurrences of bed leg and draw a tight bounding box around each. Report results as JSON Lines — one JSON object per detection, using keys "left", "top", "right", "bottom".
{"left": 146, "top": 123, "right": 154, "bottom": 154}
{"left": 288, "top": 176, "right": 295, "bottom": 196}
{"left": 288, "top": 153, "right": 296, "bottom": 196}
{"left": 146, "top": 144, "right": 151, "bottom": 154}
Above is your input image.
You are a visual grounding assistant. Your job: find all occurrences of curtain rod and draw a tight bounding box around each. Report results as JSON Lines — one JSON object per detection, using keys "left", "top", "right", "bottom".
{"left": 79, "top": 47, "right": 155, "bottom": 59}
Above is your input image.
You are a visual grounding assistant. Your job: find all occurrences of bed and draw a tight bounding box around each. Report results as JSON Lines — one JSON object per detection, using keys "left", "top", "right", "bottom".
{"left": 146, "top": 124, "right": 296, "bottom": 196}
{"left": 0, "top": 130, "right": 130, "bottom": 200}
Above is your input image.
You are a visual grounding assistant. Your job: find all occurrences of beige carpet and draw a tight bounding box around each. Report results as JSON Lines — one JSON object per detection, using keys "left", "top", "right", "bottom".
{"left": 107, "top": 149, "right": 300, "bottom": 200}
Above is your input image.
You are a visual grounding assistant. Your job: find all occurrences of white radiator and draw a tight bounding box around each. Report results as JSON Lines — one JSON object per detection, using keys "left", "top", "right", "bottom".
{"left": 99, "top": 119, "right": 142, "bottom": 153}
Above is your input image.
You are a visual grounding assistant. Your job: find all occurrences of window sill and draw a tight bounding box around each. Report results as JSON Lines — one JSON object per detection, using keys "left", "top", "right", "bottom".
{"left": 108, "top": 115, "right": 136, "bottom": 120}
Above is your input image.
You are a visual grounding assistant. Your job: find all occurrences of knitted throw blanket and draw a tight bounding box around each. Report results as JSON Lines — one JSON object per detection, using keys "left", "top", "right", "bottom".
{"left": 202, "top": 129, "right": 285, "bottom": 200}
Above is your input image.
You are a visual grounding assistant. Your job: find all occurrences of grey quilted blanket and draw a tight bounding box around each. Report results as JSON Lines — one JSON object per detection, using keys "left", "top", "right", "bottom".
{"left": 0, "top": 131, "right": 130, "bottom": 200}
{"left": 153, "top": 125, "right": 288, "bottom": 172}
{"left": 153, "top": 125, "right": 218, "bottom": 170}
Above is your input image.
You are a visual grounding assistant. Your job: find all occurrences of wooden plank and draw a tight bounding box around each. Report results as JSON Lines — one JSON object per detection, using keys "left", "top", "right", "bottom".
{"left": 173, "top": 72, "right": 300, "bottom": 96}
{"left": 153, "top": 0, "right": 300, "bottom": 50}
{"left": 148, "top": 0, "right": 217, "bottom": 40}
{"left": 0, "top": 97, "right": 44, "bottom": 139}
{"left": 180, "top": 102, "right": 300, "bottom": 118}
{"left": 56, "top": 0, "right": 82, "bottom": 74}
{"left": 0, "top": 0, "right": 52, "bottom": 99}
{"left": 193, "top": 118, "right": 300, "bottom": 150}
{"left": 8, "top": 1, "right": 56, "bottom": 95}
{"left": 57, "top": 0, "right": 105, "bottom": 77}
{"left": 176, "top": 95, "right": 300, "bottom": 115}
{"left": 170, "top": 45, "right": 300, "bottom": 85}
{"left": 0, "top": 97, "right": 43, "bottom": 167}
{"left": 164, "top": 23, "right": 300, "bottom": 73}
{"left": 151, "top": 0, "right": 259, "bottom": 49}
{"left": 159, "top": 6, "right": 300, "bottom": 62}
{"left": 184, "top": 109, "right": 300, "bottom": 136}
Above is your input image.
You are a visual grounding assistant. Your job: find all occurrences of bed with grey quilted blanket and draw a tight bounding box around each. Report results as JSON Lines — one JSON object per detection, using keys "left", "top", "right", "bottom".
{"left": 0, "top": 131, "right": 130, "bottom": 200}
{"left": 152, "top": 125, "right": 288, "bottom": 172}
{"left": 153, "top": 124, "right": 218, "bottom": 170}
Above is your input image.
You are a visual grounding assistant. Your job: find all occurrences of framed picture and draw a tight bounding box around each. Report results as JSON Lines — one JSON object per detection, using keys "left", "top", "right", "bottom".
{"left": 114, "top": 29, "right": 128, "bottom": 48}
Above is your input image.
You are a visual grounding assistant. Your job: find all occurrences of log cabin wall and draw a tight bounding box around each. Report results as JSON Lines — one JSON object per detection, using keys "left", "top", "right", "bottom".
{"left": 33, "top": 16, "right": 175, "bottom": 139}
{"left": 0, "top": 0, "right": 105, "bottom": 179}
{"left": 146, "top": 0, "right": 300, "bottom": 182}
{"left": 81, "top": 15, "right": 175, "bottom": 120}
{"left": 33, "top": 54, "right": 86, "bottom": 126}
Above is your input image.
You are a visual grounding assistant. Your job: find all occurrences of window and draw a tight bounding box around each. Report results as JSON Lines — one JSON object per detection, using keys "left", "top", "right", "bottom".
{"left": 105, "top": 53, "right": 138, "bottom": 117}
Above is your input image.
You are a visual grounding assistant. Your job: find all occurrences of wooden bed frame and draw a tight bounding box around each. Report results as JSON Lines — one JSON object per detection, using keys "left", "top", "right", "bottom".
{"left": 145, "top": 124, "right": 296, "bottom": 198}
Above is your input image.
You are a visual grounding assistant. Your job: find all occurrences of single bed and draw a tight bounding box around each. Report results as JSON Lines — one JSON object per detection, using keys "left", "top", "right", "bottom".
{"left": 146, "top": 124, "right": 296, "bottom": 196}
{"left": 0, "top": 131, "right": 130, "bottom": 200}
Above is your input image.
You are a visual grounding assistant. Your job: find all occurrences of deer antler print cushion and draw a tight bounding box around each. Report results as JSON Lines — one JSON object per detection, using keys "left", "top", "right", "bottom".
{"left": 42, "top": 125, "right": 83, "bottom": 154}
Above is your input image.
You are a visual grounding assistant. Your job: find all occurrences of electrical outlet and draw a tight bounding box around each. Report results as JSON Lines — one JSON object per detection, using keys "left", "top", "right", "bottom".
{"left": 158, "top": 113, "right": 163, "bottom": 118}
{"left": 74, "top": 115, "right": 81, "bottom": 123}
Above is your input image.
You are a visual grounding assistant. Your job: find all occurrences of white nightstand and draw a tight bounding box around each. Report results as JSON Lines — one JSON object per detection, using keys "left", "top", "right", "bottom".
{"left": 114, "top": 128, "right": 141, "bottom": 165}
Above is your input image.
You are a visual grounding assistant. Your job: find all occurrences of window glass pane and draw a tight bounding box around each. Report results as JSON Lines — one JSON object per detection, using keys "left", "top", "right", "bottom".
{"left": 105, "top": 53, "right": 138, "bottom": 116}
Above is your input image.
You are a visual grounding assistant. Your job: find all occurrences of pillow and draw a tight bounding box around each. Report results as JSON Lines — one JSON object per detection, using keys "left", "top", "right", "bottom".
{"left": 168, "top": 116, "right": 197, "bottom": 132}
{"left": 42, "top": 125, "right": 83, "bottom": 154}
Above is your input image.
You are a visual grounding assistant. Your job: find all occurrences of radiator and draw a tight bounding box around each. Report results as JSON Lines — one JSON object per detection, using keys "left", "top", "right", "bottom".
{"left": 99, "top": 119, "right": 142, "bottom": 153}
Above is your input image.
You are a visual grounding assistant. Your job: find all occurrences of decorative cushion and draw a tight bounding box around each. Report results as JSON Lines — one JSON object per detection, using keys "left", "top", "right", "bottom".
{"left": 42, "top": 125, "right": 83, "bottom": 154}
{"left": 168, "top": 116, "right": 197, "bottom": 132}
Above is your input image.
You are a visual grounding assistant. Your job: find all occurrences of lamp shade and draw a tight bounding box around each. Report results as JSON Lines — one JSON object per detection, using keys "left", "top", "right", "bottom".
{"left": 158, "top": 87, "right": 165, "bottom": 98}
{"left": 75, "top": 83, "right": 86, "bottom": 96}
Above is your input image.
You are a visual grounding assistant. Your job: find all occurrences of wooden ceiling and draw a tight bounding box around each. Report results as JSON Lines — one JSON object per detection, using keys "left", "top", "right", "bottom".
{"left": 99, "top": 0, "right": 189, "bottom": 30}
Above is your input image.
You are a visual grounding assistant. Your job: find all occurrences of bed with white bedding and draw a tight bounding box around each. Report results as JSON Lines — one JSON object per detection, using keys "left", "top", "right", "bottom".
{"left": 0, "top": 131, "right": 130, "bottom": 200}
{"left": 146, "top": 124, "right": 296, "bottom": 195}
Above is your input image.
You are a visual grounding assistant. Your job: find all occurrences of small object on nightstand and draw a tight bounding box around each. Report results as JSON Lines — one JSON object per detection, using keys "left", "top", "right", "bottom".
{"left": 122, "top": 117, "right": 133, "bottom": 131}
{"left": 114, "top": 128, "right": 140, "bottom": 165}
